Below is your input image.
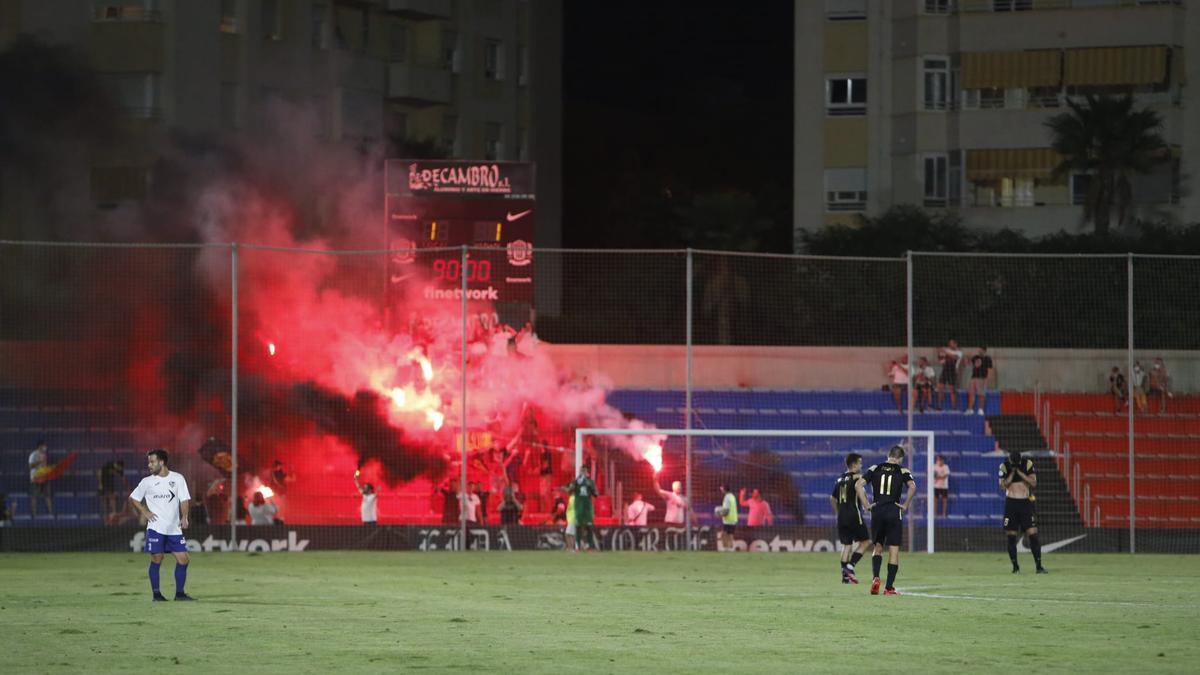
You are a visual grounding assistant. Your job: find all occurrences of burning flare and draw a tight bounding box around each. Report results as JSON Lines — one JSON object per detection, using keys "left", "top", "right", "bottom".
{"left": 643, "top": 443, "right": 663, "bottom": 474}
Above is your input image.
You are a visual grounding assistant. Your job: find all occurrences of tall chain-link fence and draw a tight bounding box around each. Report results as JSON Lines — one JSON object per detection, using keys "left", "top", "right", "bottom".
{"left": 1, "top": 243, "right": 1196, "bottom": 554}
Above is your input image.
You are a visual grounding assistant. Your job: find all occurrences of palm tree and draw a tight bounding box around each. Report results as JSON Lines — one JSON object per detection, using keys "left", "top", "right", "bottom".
{"left": 1045, "top": 94, "right": 1168, "bottom": 235}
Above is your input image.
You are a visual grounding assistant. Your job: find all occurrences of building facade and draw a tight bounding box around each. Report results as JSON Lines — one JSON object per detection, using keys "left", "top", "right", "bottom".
{"left": 0, "top": 0, "right": 561, "bottom": 247}
{"left": 795, "top": 0, "right": 1199, "bottom": 245}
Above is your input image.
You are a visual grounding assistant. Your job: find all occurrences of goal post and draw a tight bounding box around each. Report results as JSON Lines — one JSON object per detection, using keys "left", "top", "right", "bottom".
{"left": 575, "top": 428, "right": 937, "bottom": 553}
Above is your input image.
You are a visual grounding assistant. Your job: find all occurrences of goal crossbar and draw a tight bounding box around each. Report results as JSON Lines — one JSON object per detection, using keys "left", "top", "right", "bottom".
{"left": 574, "top": 428, "right": 937, "bottom": 553}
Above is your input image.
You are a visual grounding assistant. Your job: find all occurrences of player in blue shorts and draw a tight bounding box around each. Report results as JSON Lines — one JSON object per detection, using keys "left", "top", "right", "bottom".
{"left": 128, "top": 449, "right": 195, "bottom": 602}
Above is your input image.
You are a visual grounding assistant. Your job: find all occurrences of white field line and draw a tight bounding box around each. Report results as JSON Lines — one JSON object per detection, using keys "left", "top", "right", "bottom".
{"left": 901, "top": 590, "right": 1161, "bottom": 607}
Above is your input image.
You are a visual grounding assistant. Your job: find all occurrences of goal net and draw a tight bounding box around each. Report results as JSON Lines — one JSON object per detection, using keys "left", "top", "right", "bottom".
{"left": 574, "top": 428, "right": 937, "bottom": 553}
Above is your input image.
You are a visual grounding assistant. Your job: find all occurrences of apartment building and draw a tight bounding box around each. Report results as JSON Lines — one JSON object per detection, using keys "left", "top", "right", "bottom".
{"left": 794, "top": 0, "right": 1200, "bottom": 244}
{"left": 0, "top": 0, "right": 561, "bottom": 247}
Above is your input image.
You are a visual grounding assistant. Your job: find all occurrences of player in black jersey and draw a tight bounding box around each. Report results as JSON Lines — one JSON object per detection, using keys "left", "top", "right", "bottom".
{"left": 1000, "top": 449, "right": 1047, "bottom": 574}
{"left": 855, "top": 445, "right": 917, "bottom": 596}
{"left": 830, "top": 453, "right": 871, "bottom": 584}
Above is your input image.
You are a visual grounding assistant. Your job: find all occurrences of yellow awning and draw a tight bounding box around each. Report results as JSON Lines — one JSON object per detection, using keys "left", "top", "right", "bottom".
{"left": 1064, "top": 46, "right": 1168, "bottom": 86}
{"left": 966, "top": 148, "right": 1062, "bottom": 182}
{"left": 961, "top": 50, "right": 1061, "bottom": 89}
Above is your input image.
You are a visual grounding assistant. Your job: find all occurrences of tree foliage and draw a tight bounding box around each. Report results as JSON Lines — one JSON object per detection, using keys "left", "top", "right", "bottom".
{"left": 1045, "top": 95, "right": 1168, "bottom": 234}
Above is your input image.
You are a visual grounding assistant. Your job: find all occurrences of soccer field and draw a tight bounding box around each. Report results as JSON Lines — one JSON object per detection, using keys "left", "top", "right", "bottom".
{"left": 1, "top": 552, "right": 1196, "bottom": 674}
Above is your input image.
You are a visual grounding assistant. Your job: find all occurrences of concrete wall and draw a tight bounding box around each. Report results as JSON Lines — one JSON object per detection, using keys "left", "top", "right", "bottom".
{"left": 542, "top": 344, "right": 1200, "bottom": 393}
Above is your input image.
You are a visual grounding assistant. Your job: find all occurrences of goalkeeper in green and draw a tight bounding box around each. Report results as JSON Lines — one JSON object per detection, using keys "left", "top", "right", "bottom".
{"left": 566, "top": 464, "right": 601, "bottom": 551}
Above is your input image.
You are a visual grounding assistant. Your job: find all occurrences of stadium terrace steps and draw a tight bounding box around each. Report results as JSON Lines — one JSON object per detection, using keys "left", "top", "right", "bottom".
{"left": 985, "top": 415, "right": 1083, "bottom": 531}
{"left": 1020, "top": 393, "right": 1200, "bottom": 528}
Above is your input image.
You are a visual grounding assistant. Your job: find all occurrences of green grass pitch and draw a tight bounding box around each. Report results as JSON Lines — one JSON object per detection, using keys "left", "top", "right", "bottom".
{"left": 1, "top": 552, "right": 1197, "bottom": 673}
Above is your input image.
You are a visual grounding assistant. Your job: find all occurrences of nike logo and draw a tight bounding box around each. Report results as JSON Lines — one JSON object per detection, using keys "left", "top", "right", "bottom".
{"left": 506, "top": 209, "right": 532, "bottom": 222}
{"left": 1018, "top": 533, "right": 1086, "bottom": 554}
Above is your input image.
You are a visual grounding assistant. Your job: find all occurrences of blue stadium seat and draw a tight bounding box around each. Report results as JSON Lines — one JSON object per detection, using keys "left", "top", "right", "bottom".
{"left": 611, "top": 388, "right": 1006, "bottom": 525}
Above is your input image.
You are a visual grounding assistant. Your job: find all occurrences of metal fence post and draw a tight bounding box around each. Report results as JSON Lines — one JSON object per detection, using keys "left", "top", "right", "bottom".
{"left": 1127, "top": 253, "right": 1135, "bottom": 553}
{"left": 685, "top": 248, "right": 694, "bottom": 551}
{"left": 906, "top": 251, "right": 916, "bottom": 552}
{"left": 230, "top": 242, "right": 239, "bottom": 547}
{"left": 460, "top": 244, "right": 469, "bottom": 551}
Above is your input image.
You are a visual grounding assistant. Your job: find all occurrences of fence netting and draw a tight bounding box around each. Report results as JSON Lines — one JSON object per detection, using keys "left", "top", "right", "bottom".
{"left": 0, "top": 243, "right": 1196, "bottom": 554}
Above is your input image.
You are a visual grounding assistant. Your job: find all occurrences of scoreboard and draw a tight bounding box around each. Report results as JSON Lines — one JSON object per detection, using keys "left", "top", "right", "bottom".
{"left": 385, "top": 160, "right": 535, "bottom": 304}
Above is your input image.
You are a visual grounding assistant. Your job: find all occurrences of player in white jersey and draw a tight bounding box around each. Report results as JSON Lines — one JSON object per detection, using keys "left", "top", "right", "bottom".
{"left": 128, "top": 449, "right": 194, "bottom": 601}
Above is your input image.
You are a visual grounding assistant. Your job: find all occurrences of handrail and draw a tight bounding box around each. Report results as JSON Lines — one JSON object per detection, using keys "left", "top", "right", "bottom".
{"left": 1083, "top": 483, "right": 1091, "bottom": 527}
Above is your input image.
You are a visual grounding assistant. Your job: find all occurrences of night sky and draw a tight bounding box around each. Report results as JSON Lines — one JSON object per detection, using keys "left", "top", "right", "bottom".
{"left": 562, "top": 1, "right": 794, "bottom": 251}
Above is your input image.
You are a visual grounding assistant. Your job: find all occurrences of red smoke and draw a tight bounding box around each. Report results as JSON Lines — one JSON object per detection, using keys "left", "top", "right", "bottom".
{"left": 172, "top": 182, "right": 663, "bottom": 524}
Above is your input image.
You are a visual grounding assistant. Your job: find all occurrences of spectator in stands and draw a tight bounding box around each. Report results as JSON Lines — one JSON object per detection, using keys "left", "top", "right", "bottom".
{"left": 354, "top": 470, "right": 377, "bottom": 526}
{"left": 738, "top": 487, "right": 774, "bottom": 526}
{"left": 655, "top": 479, "right": 690, "bottom": 526}
{"left": 27, "top": 440, "right": 54, "bottom": 517}
{"left": 438, "top": 478, "right": 460, "bottom": 524}
{"left": 461, "top": 482, "right": 482, "bottom": 525}
{"left": 965, "top": 347, "right": 995, "bottom": 416}
{"left": 937, "top": 339, "right": 964, "bottom": 411}
{"left": 1108, "top": 366, "right": 1128, "bottom": 413}
{"left": 887, "top": 357, "right": 910, "bottom": 413}
{"left": 549, "top": 491, "right": 568, "bottom": 525}
{"left": 624, "top": 491, "right": 655, "bottom": 526}
{"left": 499, "top": 482, "right": 525, "bottom": 525}
{"left": 515, "top": 321, "right": 539, "bottom": 357}
{"left": 99, "top": 459, "right": 126, "bottom": 525}
{"left": 473, "top": 481, "right": 489, "bottom": 523}
{"left": 247, "top": 491, "right": 278, "bottom": 526}
{"left": 1148, "top": 357, "right": 1172, "bottom": 413}
{"left": 269, "top": 460, "right": 294, "bottom": 495}
{"left": 1132, "top": 361, "right": 1149, "bottom": 413}
{"left": 933, "top": 455, "right": 951, "bottom": 518}
{"left": 537, "top": 443, "right": 556, "bottom": 513}
{"left": 0, "top": 493, "right": 13, "bottom": 526}
{"left": 914, "top": 357, "right": 936, "bottom": 413}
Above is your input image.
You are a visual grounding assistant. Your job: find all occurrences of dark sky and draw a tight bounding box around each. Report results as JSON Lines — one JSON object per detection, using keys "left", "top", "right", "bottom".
{"left": 561, "top": 1, "right": 794, "bottom": 251}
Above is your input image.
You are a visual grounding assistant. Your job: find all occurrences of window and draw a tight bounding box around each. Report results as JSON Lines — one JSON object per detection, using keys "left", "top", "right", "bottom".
{"left": 1070, "top": 173, "right": 1092, "bottom": 206}
{"left": 484, "top": 122, "right": 503, "bottom": 160}
{"left": 388, "top": 110, "right": 408, "bottom": 139}
{"left": 923, "top": 57, "right": 953, "bottom": 111}
{"left": 442, "top": 30, "right": 460, "bottom": 72}
{"left": 341, "top": 88, "right": 381, "bottom": 141}
{"left": 312, "top": 95, "right": 330, "bottom": 139}
{"left": 390, "top": 22, "right": 409, "bottom": 61}
{"left": 992, "top": 0, "right": 1032, "bottom": 10}
{"left": 91, "top": 166, "right": 149, "bottom": 205}
{"left": 219, "top": 0, "right": 238, "bottom": 33}
{"left": 484, "top": 40, "right": 505, "bottom": 81}
{"left": 979, "top": 87, "right": 1004, "bottom": 109}
{"left": 311, "top": 3, "right": 330, "bottom": 50}
{"left": 826, "top": 76, "right": 867, "bottom": 115}
{"left": 824, "top": 168, "right": 867, "bottom": 212}
{"left": 825, "top": 0, "right": 866, "bottom": 20}
{"left": 104, "top": 73, "right": 161, "bottom": 118}
{"left": 262, "top": 0, "right": 282, "bottom": 41}
{"left": 220, "top": 83, "right": 239, "bottom": 130}
{"left": 923, "top": 0, "right": 955, "bottom": 14}
{"left": 923, "top": 154, "right": 949, "bottom": 206}
{"left": 93, "top": 0, "right": 160, "bottom": 21}
{"left": 442, "top": 114, "right": 459, "bottom": 155}
{"left": 517, "top": 44, "right": 529, "bottom": 86}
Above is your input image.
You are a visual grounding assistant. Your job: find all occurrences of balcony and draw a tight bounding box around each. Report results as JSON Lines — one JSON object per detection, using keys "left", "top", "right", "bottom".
{"left": 958, "top": 0, "right": 1180, "bottom": 12}
{"left": 89, "top": 20, "right": 164, "bottom": 73}
{"left": 388, "top": 63, "right": 452, "bottom": 106}
{"left": 386, "top": 0, "right": 451, "bottom": 20}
